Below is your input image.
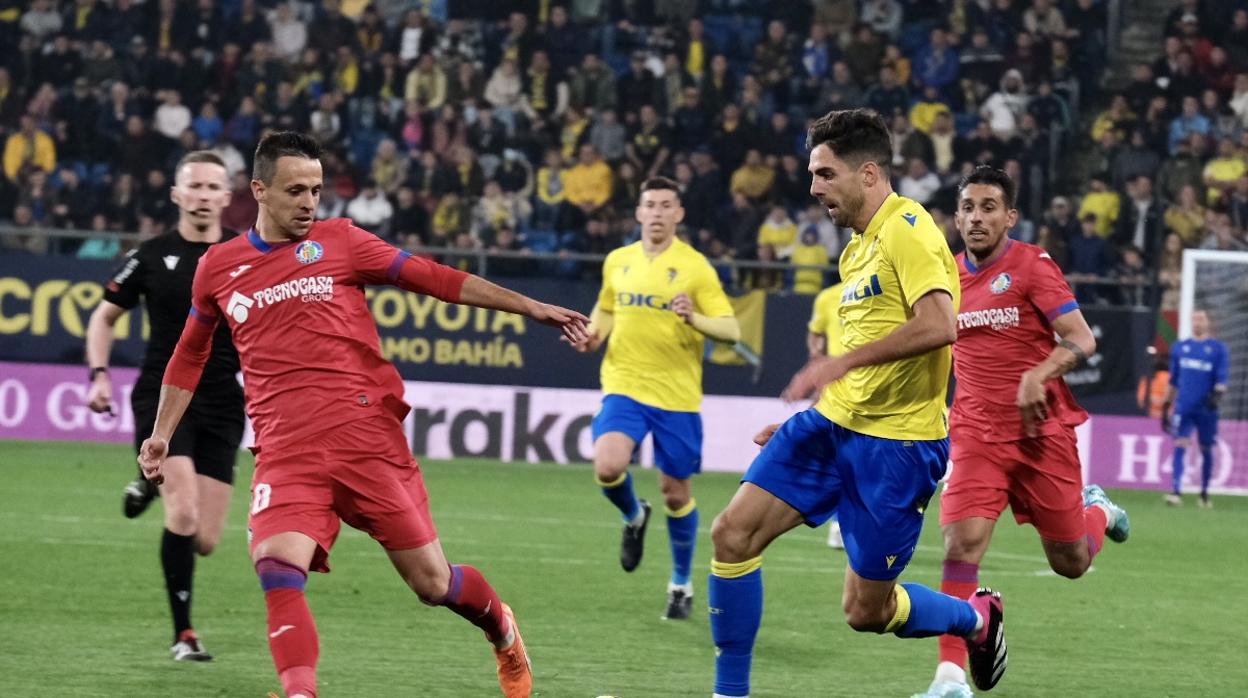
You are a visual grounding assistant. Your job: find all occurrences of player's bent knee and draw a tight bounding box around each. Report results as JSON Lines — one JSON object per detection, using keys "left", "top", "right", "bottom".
{"left": 408, "top": 563, "right": 453, "bottom": 604}
{"left": 592, "top": 458, "right": 628, "bottom": 482}
{"left": 842, "top": 601, "right": 888, "bottom": 634}
{"left": 1050, "top": 557, "right": 1088, "bottom": 579}
{"left": 167, "top": 509, "right": 199, "bottom": 535}
{"left": 710, "top": 512, "right": 753, "bottom": 562}
{"left": 194, "top": 534, "right": 220, "bottom": 556}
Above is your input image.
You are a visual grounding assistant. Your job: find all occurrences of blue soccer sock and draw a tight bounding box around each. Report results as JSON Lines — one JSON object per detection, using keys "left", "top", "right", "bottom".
{"left": 709, "top": 558, "right": 763, "bottom": 697}
{"left": 666, "top": 499, "right": 699, "bottom": 587}
{"left": 598, "top": 471, "right": 642, "bottom": 523}
{"left": 1200, "top": 447, "right": 1214, "bottom": 498}
{"left": 888, "top": 583, "right": 980, "bottom": 639}
{"left": 1172, "top": 446, "right": 1187, "bottom": 494}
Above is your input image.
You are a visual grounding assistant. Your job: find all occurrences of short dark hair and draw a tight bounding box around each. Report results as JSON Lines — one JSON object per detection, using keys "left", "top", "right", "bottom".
{"left": 252, "top": 131, "right": 322, "bottom": 184}
{"left": 805, "top": 108, "right": 892, "bottom": 173}
{"left": 958, "top": 165, "right": 1017, "bottom": 208}
{"left": 175, "top": 150, "right": 226, "bottom": 172}
{"left": 640, "top": 176, "right": 681, "bottom": 200}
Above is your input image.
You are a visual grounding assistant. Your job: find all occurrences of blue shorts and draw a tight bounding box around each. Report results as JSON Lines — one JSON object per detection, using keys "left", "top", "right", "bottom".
{"left": 743, "top": 408, "right": 948, "bottom": 581}
{"left": 592, "top": 394, "right": 702, "bottom": 480}
{"left": 1173, "top": 410, "right": 1218, "bottom": 446}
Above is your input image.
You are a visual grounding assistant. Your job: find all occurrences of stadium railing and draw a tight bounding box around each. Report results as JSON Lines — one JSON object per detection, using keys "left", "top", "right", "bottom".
{"left": 0, "top": 223, "right": 1164, "bottom": 303}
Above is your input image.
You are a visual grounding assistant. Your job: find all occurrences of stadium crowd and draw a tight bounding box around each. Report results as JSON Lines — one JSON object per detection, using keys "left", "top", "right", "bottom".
{"left": 0, "top": 0, "right": 1246, "bottom": 304}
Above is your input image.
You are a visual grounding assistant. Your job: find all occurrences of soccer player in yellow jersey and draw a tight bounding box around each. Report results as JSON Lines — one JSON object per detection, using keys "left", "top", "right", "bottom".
{"left": 569, "top": 176, "right": 740, "bottom": 620}
{"left": 707, "top": 110, "right": 1008, "bottom": 698}
{"left": 806, "top": 282, "right": 846, "bottom": 550}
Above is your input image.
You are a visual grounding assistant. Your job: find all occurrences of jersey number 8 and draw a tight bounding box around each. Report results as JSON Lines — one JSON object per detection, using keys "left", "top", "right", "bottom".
{"left": 251, "top": 483, "right": 272, "bottom": 514}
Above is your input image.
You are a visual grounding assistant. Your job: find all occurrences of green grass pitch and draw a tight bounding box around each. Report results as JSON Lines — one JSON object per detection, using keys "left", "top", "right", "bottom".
{"left": 1, "top": 439, "right": 1245, "bottom": 697}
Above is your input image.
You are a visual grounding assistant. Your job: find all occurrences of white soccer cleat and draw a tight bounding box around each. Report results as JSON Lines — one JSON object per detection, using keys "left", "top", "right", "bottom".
{"left": 1164, "top": 493, "right": 1183, "bottom": 506}
{"left": 910, "top": 680, "right": 975, "bottom": 698}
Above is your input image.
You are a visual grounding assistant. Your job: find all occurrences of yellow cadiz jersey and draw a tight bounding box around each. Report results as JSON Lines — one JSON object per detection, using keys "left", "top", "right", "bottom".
{"left": 808, "top": 283, "right": 844, "bottom": 356}
{"left": 599, "top": 239, "right": 735, "bottom": 412}
{"left": 814, "top": 193, "right": 960, "bottom": 440}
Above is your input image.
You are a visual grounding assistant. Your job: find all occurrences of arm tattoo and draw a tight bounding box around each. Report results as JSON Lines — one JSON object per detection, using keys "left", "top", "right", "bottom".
{"left": 1058, "top": 339, "right": 1088, "bottom": 365}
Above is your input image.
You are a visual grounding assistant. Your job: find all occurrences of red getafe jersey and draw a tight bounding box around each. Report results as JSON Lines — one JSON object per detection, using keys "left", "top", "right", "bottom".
{"left": 164, "top": 218, "right": 466, "bottom": 455}
{"left": 951, "top": 240, "right": 1087, "bottom": 442}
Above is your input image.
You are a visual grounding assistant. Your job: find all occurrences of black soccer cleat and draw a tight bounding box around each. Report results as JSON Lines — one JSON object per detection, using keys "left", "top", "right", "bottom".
{"left": 965, "top": 588, "right": 1007, "bottom": 691}
{"left": 619, "top": 499, "right": 652, "bottom": 572}
{"left": 123, "top": 476, "right": 159, "bottom": 519}
{"left": 171, "top": 630, "right": 213, "bottom": 662}
{"left": 662, "top": 587, "right": 693, "bottom": 620}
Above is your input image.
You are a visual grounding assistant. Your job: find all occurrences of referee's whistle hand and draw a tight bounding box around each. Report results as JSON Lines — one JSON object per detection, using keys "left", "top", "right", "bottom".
{"left": 137, "top": 437, "right": 168, "bottom": 486}
{"left": 86, "top": 379, "right": 113, "bottom": 414}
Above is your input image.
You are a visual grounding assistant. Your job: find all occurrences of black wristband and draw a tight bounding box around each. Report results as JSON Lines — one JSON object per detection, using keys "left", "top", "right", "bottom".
{"left": 90, "top": 366, "right": 109, "bottom": 380}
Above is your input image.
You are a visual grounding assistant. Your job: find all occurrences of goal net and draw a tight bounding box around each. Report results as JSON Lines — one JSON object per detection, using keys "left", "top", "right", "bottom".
{"left": 1179, "top": 249, "right": 1248, "bottom": 495}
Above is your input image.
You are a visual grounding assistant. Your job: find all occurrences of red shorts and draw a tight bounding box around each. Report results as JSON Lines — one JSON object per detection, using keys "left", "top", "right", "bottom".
{"left": 247, "top": 414, "right": 437, "bottom": 572}
{"left": 940, "top": 426, "right": 1085, "bottom": 542}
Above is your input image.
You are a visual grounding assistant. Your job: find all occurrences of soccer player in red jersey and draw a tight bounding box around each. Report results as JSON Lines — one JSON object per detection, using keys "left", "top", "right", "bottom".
{"left": 913, "top": 166, "right": 1131, "bottom": 698}
{"left": 137, "top": 132, "right": 589, "bottom": 698}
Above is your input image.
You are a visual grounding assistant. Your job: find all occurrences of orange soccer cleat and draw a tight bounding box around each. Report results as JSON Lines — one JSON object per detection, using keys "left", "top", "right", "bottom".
{"left": 493, "top": 604, "right": 533, "bottom": 698}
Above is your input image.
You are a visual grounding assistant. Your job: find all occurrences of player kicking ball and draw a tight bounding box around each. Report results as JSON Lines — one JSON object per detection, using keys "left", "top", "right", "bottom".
{"left": 708, "top": 110, "right": 1005, "bottom": 698}
{"left": 139, "top": 132, "right": 589, "bottom": 698}
{"left": 912, "top": 167, "right": 1130, "bottom": 698}
{"left": 568, "top": 177, "right": 739, "bottom": 620}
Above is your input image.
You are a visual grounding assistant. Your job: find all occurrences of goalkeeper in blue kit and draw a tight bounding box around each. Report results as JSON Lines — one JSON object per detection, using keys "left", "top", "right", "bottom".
{"left": 1165, "top": 309, "right": 1229, "bottom": 508}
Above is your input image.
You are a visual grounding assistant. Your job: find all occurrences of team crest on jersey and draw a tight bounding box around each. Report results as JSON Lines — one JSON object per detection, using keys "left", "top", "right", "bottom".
{"left": 990, "top": 272, "right": 1013, "bottom": 294}
{"left": 667, "top": 267, "right": 678, "bottom": 283}
{"left": 295, "top": 240, "right": 324, "bottom": 264}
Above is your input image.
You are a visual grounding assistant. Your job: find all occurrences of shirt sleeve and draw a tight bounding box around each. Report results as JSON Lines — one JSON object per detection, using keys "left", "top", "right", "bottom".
{"left": 692, "top": 259, "right": 734, "bottom": 317}
{"left": 346, "top": 222, "right": 466, "bottom": 301}
{"left": 102, "top": 250, "right": 145, "bottom": 309}
{"left": 808, "top": 290, "right": 828, "bottom": 334}
{"left": 1216, "top": 342, "right": 1230, "bottom": 386}
{"left": 1026, "top": 250, "right": 1079, "bottom": 321}
{"left": 163, "top": 255, "right": 220, "bottom": 392}
{"left": 597, "top": 253, "right": 617, "bottom": 314}
{"left": 1169, "top": 346, "right": 1180, "bottom": 388}
{"left": 886, "top": 218, "right": 955, "bottom": 309}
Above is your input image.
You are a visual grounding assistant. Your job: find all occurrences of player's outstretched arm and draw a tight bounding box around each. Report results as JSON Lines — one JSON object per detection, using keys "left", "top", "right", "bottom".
{"left": 1017, "top": 309, "right": 1096, "bottom": 435}
{"left": 671, "top": 293, "right": 741, "bottom": 343}
{"left": 84, "top": 301, "right": 127, "bottom": 414}
{"left": 782, "top": 290, "right": 956, "bottom": 401}
{"left": 458, "top": 275, "right": 590, "bottom": 344}
{"left": 564, "top": 303, "right": 611, "bottom": 352}
{"left": 140, "top": 305, "right": 218, "bottom": 483}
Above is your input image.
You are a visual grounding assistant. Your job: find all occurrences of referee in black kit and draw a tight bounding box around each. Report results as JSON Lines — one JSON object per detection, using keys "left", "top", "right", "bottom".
{"left": 84, "top": 151, "right": 245, "bottom": 662}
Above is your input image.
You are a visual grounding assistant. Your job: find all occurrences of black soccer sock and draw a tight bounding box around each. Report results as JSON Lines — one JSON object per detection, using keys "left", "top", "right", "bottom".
{"left": 161, "top": 529, "right": 196, "bottom": 642}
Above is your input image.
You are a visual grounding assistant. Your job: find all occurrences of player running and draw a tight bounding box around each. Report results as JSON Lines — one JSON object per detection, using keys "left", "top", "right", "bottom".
{"left": 707, "top": 109, "right": 1006, "bottom": 698}
{"left": 138, "top": 132, "right": 588, "bottom": 698}
{"left": 85, "top": 151, "right": 244, "bottom": 661}
{"left": 1164, "top": 309, "right": 1229, "bottom": 508}
{"left": 806, "top": 281, "right": 845, "bottom": 550}
{"left": 913, "top": 166, "right": 1130, "bottom": 698}
{"left": 568, "top": 176, "right": 740, "bottom": 620}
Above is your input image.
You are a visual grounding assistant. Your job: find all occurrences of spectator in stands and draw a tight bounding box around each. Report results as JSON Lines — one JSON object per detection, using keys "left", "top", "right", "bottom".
{"left": 626, "top": 104, "right": 671, "bottom": 180}
{"left": 671, "top": 87, "right": 709, "bottom": 155}
{"left": 1157, "top": 233, "right": 1184, "bottom": 309}
{"left": 617, "top": 51, "right": 659, "bottom": 120}
{"left": 484, "top": 57, "right": 528, "bottom": 127}
{"left": 1156, "top": 136, "right": 1205, "bottom": 204}
{"left": 893, "top": 114, "right": 935, "bottom": 170}
{"left": 899, "top": 157, "right": 941, "bottom": 206}
{"left": 567, "top": 53, "right": 617, "bottom": 115}
{"left": 1203, "top": 138, "right": 1246, "bottom": 206}
{"left": 532, "top": 149, "right": 566, "bottom": 231}
{"left": 790, "top": 227, "right": 829, "bottom": 294}
{"left": 1068, "top": 212, "right": 1114, "bottom": 304}
{"left": 1200, "top": 210, "right": 1247, "bottom": 251}
{"left": 819, "top": 61, "right": 864, "bottom": 113}
{"left": 346, "top": 179, "right": 394, "bottom": 235}
{"left": 1077, "top": 173, "right": 1120, "bottom": 237}
{"left": 730, "top": 149, "right": 775, "bottom": 203}
{"left": 1113, "top": 129, "right": 1162, "bottom": 190}
{"left": 390, "top": 186, "right": 430, "bottom": 245}
{"left": 473, "top": 179, "right": 530, "bottom": 241}
{"left": 861, "top": 0, "right": 903, "bottom": 39}
{"left": 431, "top": 191, "right": 470, "bottom": 245}
{"left": 269, "top": 2, "right": 308, "bottom": 62}
{"left": 844, "top": 23, "right": 884, "bottom": 86}
{"left": 1112, "top": 245, "right": 1149, "bottom": 306}
{"left": 3, "top": 114, "right": 55, "bottom": 182}
{"left": 981, "top": 68, "right": 1029, "bottom": 139}
{"left": 757, "top": 205, "right": 797, "bottom": 261}
{"left": 865, "top": 65, "right": 908, "bottom": 119}
{"left": 1035, "top": 224, "right": 1069, "bottom": 270}
{"left": 406, "top": 54, "right": 448, "bottom": 110}
{"left": 561, "top": 143, "right": 612, "bottom": 229}
{"left": 1169, "top": 96, "right": 1211, "bottom": 155}
{"left": 914, "top": 27, "right": 959, "bottom": 95}
{"left": 486, "top": 224, "right": 533, "bottom": 276}
{"left": 1165, "top": 184, "right": 1207, "bottom": 246}
{"left": 1115, "top": 175, "right": 1167, "bottom": 266}
{"left": 220, "top": 170, "right": 257, "bottom": 232}
{"left": 1230, "top": 177, "right": 1248, "bottom": 232}
{"left": 49, "top": 167, "right": 93, "bottom": 229}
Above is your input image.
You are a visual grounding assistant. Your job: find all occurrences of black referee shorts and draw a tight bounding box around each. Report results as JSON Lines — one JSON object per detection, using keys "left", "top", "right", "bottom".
{"left": 132, "top": 383, "right": 245, "bottom": 486}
